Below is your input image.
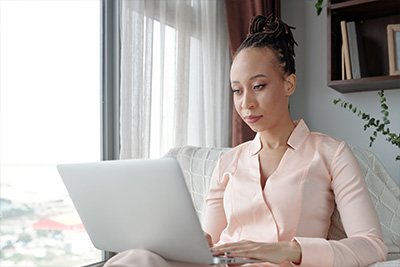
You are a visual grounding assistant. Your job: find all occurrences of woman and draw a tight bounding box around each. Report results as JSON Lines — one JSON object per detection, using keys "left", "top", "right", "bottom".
{"left": 203, "top": 15, "right": 387, "bottom": 266}
{"left": 105, "top": 15, "right": 387, "bottom": 267}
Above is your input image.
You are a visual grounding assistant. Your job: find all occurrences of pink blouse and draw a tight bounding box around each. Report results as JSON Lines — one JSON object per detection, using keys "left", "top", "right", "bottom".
{"left": 202, "top": 120, "right": 387, "bottom": 267}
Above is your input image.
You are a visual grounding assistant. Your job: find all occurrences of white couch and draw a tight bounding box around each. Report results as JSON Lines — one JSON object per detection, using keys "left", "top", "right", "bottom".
{"left": 165, "top": 145, "right": 400, "bottom": 266}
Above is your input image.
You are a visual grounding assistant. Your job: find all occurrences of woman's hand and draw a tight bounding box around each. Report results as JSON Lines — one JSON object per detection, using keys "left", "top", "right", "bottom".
{"left": 211, "top": 240, "right": 302, "bottom": 264}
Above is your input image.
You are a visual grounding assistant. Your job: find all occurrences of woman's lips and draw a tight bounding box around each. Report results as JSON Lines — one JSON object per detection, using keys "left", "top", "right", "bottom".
{"left": 244, "top": 115, "right": 262, "bottom": 124}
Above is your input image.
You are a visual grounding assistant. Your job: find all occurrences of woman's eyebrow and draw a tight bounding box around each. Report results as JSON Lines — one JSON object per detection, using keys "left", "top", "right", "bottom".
{"left": 249, "top": 74, "right": 267, "bottom": 80}
{"left": 231, "top": 74, "right": 267, "bottom": 84}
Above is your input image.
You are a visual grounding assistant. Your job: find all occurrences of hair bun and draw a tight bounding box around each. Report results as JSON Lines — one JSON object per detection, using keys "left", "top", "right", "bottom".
{"left": 248, "top": 14, "right": 297, "bottom": 57}
{"left": 249, "top": 14, "right": 294, "bottom": 38}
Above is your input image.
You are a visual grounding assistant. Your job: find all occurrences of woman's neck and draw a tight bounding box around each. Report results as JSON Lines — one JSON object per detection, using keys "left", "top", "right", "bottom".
{"left": 259, "top": 119, "right": 296, "bottom": 150}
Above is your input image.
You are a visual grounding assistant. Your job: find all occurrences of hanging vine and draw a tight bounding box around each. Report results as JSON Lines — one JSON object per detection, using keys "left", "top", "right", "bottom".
{"left": 334, "top": 90, "right": 400, "bottom": 161}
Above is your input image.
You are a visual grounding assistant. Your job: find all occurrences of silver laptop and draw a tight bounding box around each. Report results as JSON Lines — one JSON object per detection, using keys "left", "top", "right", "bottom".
{"left": 57, "top": 158, "right": 262, "bottom": 265}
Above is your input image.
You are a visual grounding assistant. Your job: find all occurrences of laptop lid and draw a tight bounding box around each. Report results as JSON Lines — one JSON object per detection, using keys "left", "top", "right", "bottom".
{"left": 57, "top": 158, "right": 262, "bottom": 265}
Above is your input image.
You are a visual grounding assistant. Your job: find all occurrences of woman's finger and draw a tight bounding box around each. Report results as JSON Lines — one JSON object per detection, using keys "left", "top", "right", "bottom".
{"left": 211, "top": 241, "right": 255, "bottom": 254}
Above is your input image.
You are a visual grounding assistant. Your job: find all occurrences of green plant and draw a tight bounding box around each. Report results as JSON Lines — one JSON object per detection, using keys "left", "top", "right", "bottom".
{"left": 315, "top": 0, "right": 324, "bottom": 16}
{"left": 334, "top": 90, "right": 400, "bottom": 161}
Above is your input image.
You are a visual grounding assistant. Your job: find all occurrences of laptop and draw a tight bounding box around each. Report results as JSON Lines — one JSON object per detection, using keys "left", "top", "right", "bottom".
{"left": 57, "top": 158, "right": 262, "bottom": 265}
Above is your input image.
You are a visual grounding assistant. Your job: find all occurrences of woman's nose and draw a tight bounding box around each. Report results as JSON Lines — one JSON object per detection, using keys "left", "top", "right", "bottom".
{"left": 241, "top": 90, "right": 256, "bottom": 109}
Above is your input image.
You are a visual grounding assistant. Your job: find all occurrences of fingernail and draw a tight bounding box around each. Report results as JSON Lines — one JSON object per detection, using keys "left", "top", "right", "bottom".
{"left": 210, "top": 249, "right": 213, "bottom": 253}
{"left": 226, "top": 251, "right": 231, "bottom": 255}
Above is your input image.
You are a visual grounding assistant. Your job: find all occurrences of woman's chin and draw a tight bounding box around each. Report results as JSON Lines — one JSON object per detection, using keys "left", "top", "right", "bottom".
{"left": 246, "top": 124, "right": 263, "bottom": 133}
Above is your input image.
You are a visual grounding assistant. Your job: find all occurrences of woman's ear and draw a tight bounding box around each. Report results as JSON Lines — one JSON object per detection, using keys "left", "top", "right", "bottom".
{"left": 284, "top": 74, "right": 296, "bottom": 96}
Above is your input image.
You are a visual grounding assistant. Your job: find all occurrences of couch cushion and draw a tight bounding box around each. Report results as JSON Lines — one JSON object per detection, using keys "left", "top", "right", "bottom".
{"left": 368, "top": 259, "right": 400, "bottom": 266}
{"left": 165, "top": 146, "right": 230, "bottom": 221}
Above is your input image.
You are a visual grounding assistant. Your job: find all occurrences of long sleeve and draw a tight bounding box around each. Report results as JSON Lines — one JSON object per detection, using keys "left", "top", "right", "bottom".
{"left": 294, "top": 142, "right": 388, "bottom": 267}
{"left": 202, "top": 160, "right": 228, "bottom": 245}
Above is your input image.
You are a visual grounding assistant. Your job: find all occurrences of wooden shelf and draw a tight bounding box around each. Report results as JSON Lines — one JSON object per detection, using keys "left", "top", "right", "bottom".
{"left": 328, "top": 75, "right": 400, "bottom": 93}
{"left": 331, "top": 0, "right": 399, "bottom": 17}
{"left": 327, "top": 0, "right": 400, "bottom": 93}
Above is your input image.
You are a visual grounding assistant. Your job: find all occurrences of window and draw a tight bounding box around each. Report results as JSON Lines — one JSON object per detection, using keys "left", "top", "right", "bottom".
{"left": 0, "top": 0, "right": 102, "bottom": 266}
{"left": 119, "top": 0, "right": 231, "bottom": 159}
{"left": 149, "top": 21, "right": 177, "bottom": 158}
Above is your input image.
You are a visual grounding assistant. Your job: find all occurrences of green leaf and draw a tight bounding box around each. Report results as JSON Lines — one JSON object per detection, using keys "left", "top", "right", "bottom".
{"left": 369, "top": 136, "right": 376, "bottom": 147}
{"left": 315, "top": 0, "right": 324, "bottom": 16}
{"left": 362, "top": 113, "right": 368, "bottom": 120}
{"left": 369, "top": 118, "right": 375, "bottom": 125}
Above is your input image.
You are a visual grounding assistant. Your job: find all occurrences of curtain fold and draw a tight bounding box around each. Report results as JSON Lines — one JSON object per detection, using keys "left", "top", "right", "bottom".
{"left": 224, "top": 0, "right": 280, "bottom": 147}
{"left": 120, "top": 0, "right": 231, "bottom": 159}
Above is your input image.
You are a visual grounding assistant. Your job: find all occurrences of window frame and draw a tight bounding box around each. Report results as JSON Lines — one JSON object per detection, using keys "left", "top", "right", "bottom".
{"left": 93, "top": 0, "right": 121, "bottom": 265}
{"left": 101, "top": 0, "right": 120, "bottom": 163}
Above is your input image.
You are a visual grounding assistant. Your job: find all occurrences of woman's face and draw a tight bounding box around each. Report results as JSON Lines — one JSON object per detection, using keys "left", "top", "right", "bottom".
{"left": 230, "top": 47, "right": 296, "bottom": 133}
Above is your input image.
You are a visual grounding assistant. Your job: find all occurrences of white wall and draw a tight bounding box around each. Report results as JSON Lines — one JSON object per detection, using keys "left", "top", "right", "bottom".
{"left": 281, "top": 0, "right": 400, "bottom": 186}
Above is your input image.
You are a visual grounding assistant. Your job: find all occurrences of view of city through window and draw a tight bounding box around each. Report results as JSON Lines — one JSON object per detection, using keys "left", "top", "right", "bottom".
{"left": 1, "top": 0, "right": 102, "bottom": 266}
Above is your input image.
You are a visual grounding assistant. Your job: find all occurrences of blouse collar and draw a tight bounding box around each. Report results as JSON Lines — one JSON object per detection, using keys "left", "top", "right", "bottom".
{"left": 249, "top": 119, "right": 310, "bottom": 156}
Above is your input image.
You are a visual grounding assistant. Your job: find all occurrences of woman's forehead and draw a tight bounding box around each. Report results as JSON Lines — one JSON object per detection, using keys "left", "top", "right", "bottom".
{"left": 230, "top": 48, "right": 278, "bottom": 79}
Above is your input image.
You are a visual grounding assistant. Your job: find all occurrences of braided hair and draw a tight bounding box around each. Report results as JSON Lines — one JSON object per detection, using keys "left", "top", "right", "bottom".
{"left": 236, "top": 14, "right": 298, "bottom": 76}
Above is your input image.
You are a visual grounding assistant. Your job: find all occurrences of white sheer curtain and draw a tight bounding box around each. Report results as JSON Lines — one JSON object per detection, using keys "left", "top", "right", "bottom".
{"left": 120, "top": 0, "right": 231, "bottom": 159}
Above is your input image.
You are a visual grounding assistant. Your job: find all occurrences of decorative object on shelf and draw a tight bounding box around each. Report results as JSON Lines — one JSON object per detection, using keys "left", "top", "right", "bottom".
{"left": 334, "top": 90, "right": 400, "bottom": 161}
{"left": 338, "top": 19, "right": 370, "bottom": 80}
{"left": 346, "top": 21, "right": 369, "bottom": 79}
{"left": 340, "top": 20, "right": 352, "bottom": 80}
{"left": 387, "top": 24, "right": 400, "bottom": 76}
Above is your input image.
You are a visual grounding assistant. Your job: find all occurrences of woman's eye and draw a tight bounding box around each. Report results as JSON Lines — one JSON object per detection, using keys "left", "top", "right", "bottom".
{"left": 254, "top": 84, "right": 266, "bottom": 90}
{"left": 232, "top": 89, "right": 242, "bottom": 95}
